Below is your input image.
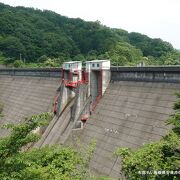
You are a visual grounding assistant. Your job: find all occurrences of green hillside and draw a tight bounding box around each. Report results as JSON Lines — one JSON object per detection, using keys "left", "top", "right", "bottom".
{"left": 0, "top": 3, "right": 179, "bottom": 67}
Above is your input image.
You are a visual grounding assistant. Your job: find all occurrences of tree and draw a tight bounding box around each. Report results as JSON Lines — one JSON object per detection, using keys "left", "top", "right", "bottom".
{"left": 167, "top": 92, "right": 180, "bottom": 135}
{"left": 86, "top": 50, "right": 98, "bottom": 60}
{"left": 37, "top": 55, "right": 48, "bottom": 63}
{"left": 97, "top": 52, "right": 110, "bottom": 60}
{"left": 44, "top": 58, "right": 57, "bottom": 67}
{"left": 73, "top": 54, "right": 85, "bottom": 61}
{"left": 164, "top": 51, "right": 180, "bottom": 65}
{"left": 0, "top": 3, "right": 176, "bottom": 65}
{"left": 0, "top": 52, "right": 5, "bottom": 64}
{"left": 128, "top": 32, "right": 174, "bottom": 58}
{"left": 13, "top": 60, "right": 24, "bottom": 68}
{"left": 0, "top": 112, "right": 97, "bottom": 179}
{"left": 108, "top": 42, "right": 143, "bottom": 66}
{"left": 3, "top": 57, "right": 14, "bottom": 65}
{"left": 0, "top": 36, "right": 25, "bottom": 60}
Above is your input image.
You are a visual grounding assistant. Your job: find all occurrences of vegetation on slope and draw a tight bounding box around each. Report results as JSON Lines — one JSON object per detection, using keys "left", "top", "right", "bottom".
{"left": 0, "top": 3, "right": 179, "bottom": 67}
{"left": 116, "top": 93, "right": 180, "bottom": 179}
{"left": 0, "top": 112, "right": 102, "bottom": 179}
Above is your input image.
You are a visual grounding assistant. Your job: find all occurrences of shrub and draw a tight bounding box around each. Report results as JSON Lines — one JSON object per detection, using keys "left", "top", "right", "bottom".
{"left": 0, "top": 112, "right": 97, "bottom": 179}
{"left": 13, "top": 60, "right": 24, "bottom": 68}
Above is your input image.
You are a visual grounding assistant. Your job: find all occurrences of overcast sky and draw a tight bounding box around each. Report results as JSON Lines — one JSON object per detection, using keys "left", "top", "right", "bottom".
{"left": 1, "top": 0, "right": 180, "bottom": 49}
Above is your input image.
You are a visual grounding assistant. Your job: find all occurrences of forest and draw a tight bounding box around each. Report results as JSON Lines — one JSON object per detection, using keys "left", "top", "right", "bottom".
{"left": 0, "top": 3, "right": 180, "bottom": 67}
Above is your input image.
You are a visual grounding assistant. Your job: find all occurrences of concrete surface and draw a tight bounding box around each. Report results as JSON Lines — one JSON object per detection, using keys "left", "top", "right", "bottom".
{"left": 0, "top": 76, "right": 60, "bottom": 137}
{"left": 0, "top": 67, "right": 180, "bottom": 179}
{"left": 0, "top": 68, "right": 61, "bottom": 77}
{"left": 35, "top": 97, "right": 75, "bottom": 147}
{"left": 68, "top": 81, "right": 180, "bottom": 179}
{"left": 35, "top": 83, "right": 90, "bottom": 147}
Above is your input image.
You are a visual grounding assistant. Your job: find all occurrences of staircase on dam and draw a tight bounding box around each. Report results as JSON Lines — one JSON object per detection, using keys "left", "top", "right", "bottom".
{"left": 0, "top": 65, "right": 180, "bottom": 179}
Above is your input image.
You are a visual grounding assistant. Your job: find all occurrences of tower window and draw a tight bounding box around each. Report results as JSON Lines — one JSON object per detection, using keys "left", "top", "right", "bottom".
{"left": 97, "top": 63, "right": 99, "bottom": 67}
{"left": 92, "top": 63, "right": 95, "bottom": 67}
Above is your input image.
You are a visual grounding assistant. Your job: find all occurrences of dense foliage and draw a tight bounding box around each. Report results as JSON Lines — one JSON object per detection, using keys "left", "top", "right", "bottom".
{"left": 116, "top": 93, "right": 180, "bottom": 179}
{"left": 0, "top": 3, "right": 179, "bottom": 66}
{"left": 167, "top": 92, "right": 180, "bottom": 136}
{"left": 0, "top": 112, "right": 98, "bottom": 179}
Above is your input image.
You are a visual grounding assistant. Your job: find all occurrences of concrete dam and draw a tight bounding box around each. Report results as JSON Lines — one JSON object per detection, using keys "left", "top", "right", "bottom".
{"left": 0, "top": 64, "right": 180, "bottom": 179}
{"left": 0, "top": 68, "right": 61, "bottom": 137}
